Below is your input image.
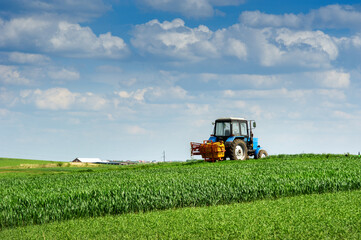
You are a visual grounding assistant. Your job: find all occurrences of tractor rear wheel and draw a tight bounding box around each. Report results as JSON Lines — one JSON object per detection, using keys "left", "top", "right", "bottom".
{"left": 229, "top": 139, "right": 248, "bottom": 160}
{"left": 256, "top": 149, "right": 268, "bottom": 159}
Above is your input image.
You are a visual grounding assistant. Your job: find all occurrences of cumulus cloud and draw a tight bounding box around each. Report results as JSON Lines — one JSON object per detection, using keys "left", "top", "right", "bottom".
{"left": 219, "top": 27, "right": 338, "bottom": 67}
{"left": 138, "top": 0, "right": 245, "bottom": 18}
{"left": 0, "top": 65, "right": 31, "bottom": 85}
{"left": 335, "top": 34, "right": 361, "bottom": 50}
{"left": 131, "top": 18, "right": 342, "bottom": 67}
{"left": 0, "top": 17, "right": 129, "bottom": 59}
{"left": 275, "top": 29, "right": 338, "bottom": 60}
{"left": 269, "top": 29, "right": 339, "bottom": 67}
{"left": 313, "top": 4, "right": 361, "bottom": 30}
{"left": 50, "top": 22, "right": 128, "bottom": 58}
{"left": 131, "top": 19, "right": 247, "bottom": 61}
{"left": 239, "top": 4, "right": 361, "bottom": 30}
{"left": 225, "top": 25, "right": 340, "bottom": 67}
{"left": 132, "top": 19, "right": 213, "bottom": 60}
{"left": 20, "top": 88, "right": 77, "bottom": 110}
{"left": 20, "top": 88, "right": 108, "bottom": 110}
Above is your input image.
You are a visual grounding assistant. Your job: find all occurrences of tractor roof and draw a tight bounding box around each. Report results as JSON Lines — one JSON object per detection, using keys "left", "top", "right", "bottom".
{"left": 216, "top": 117, "right": 245, "bottom": 121}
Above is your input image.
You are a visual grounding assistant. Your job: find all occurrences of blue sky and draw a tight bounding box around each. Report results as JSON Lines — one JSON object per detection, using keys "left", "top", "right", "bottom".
{"left": 1, "top": 0, "right": 361, "bottom": 161}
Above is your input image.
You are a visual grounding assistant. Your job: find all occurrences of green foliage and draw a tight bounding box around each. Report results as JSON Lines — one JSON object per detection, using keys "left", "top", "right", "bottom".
{"left": 0, "top": 154, "right": 361, "bottom": 229}
{"left": 1, "top": 190, "right": 360, "bottom": 239}
{"left": 0, "top": 158, "right": 57, "bottom": 167}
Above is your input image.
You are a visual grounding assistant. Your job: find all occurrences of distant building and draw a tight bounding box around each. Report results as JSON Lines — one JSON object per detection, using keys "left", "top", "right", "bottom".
{"left": 72, "top": 158, "right": 109, "bottom": 163}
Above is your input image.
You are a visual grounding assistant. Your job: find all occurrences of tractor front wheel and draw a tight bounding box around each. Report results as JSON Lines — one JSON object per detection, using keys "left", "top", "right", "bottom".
{"left": 229, "top": 139, "right": 248, "bottom": 160}
{"left": 256, "top": 149, "right": 268, "bottom": 159}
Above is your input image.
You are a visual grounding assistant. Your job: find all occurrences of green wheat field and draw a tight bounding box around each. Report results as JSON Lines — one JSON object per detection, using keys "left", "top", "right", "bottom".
{"left": 0, "top": 154, "right": 360, "bottom": 239}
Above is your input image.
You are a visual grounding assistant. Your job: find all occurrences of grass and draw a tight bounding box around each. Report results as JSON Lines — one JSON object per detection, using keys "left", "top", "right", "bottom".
{"left": 0, "top": 158, "right": 58, "bottom": 168}
{"left": 1, "top": 154, "right": 360, "bottom": 228}
{"left": 0, "top": 190, "right": 360, "bottom": 239}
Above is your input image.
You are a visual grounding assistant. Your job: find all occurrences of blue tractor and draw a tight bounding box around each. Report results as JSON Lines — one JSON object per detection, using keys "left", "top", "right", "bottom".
{"left": 191, "top": 117, "right": 268, "bottom": 161}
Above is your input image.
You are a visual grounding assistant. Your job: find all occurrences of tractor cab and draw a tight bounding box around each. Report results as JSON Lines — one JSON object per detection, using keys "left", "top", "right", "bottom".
{"left": 212, "top": 118, "right": 249, "bottom": 142}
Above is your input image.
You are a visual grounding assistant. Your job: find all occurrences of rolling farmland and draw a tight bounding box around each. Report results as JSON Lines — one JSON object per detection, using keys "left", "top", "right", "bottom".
{"left": 0, "top": 154, "right": 360, "bottom": 234}
{"left": 0, "top": 154, "right": 361, "bottom": 238}
{"left": 1, "top": 190, "right": 360, "bottom": 239}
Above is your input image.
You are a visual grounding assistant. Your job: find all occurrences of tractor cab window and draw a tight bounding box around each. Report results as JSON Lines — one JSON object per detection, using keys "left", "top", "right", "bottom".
{"left": 232, "top": 122, "right": 240, "bottom": 136}
{"left": 240, "top": 122, "right": 247, "bottom": 135}
{"left": 215, "top": 122, "right": 231, "bottom": 136}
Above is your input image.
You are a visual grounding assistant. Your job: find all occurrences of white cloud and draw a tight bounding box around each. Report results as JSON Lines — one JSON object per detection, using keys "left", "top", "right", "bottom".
{"left": 131, "top": 18, "right": 338, "bottom": 67}
{"left": 24, "top": 88, "right": 77, "bottom": 110}
{"left": 0, "top": 17, "right": 129, "bottom": 59}
{"left": 77, "top": 92, "right": 108, "bottom": 111}
{"left": 115, "top": 86, "right": 189, "bottom": 103}
{"left": 131, "top": 19, "right": 247, "bottom": 61}
{"left": 351, "top": 35, "right": 361, "bottom": 47}
{"left": 138, "top": 0, "right": 245, "bottom": 18}
{"left": 132, "top": 19, "right": 213, "bottom": 60}
{"left": 0, "top": 17, "right": 52, "bottom": 48}
{"left": 236, "top": 27, "right": 338, "bottom": 67}
{"left": 117, "top": 91, "right": 131, "bottom": 99}
{"left": 239, "top": 4, "right": 361, "bottom": 30}
{"left": 132, "top": 89, "right": 148, "bottom": 102}
{"left": 275, "top": 29, "right": 338, "bottom": 60}
{"left": 313, "top": 70, "right": 350, "bottom": 88}
{"left": 48, "top": 68, "right": 80, "bottom": 81}
{"left": 8, "top": 52, "right": 50, "bottom": 64}
{"left": 0, "top": 65, "right": 31, "bottom": 85}
{"left": 116, "top": 88, "right": 150, "bottom": 102}
{"left": 313, "top": 4, "right": 361, "bottom": 30}
{"left": 49, "top": 22, "right": 128, "bottom": 58}
{"left": 335, "top": 34, "right": 361, "bottom": 50}
{"left": 225, "top": 38, "right": 247, "bottom": 60}
{"left": 20, "top": 88, "right": 108, "bottom": 110}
